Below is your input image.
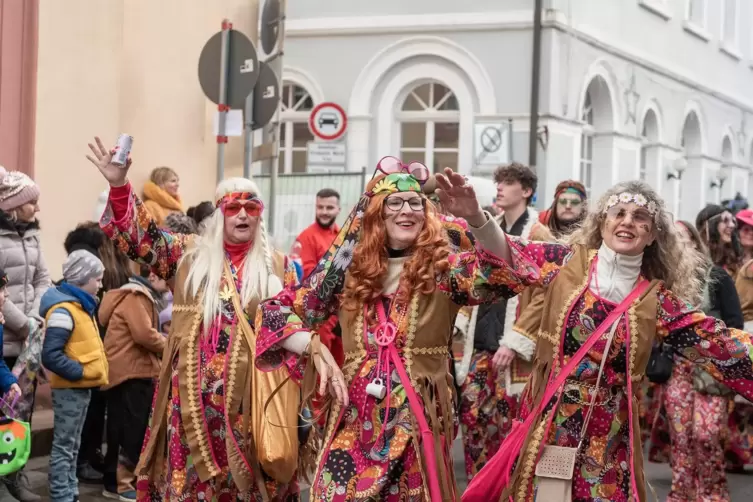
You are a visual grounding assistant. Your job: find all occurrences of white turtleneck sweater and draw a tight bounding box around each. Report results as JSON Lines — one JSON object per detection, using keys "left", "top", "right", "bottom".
{"left": 591, "top": 243, "right": 643, "bottom": 304}
{"left": 500, "top": 242, "right": 644, "bottom": 357}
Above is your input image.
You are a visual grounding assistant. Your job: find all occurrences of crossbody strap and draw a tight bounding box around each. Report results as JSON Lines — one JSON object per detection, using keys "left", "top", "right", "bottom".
{"left": 577, "top": 317, "right": 621, "bottom": 446}
{"left": 525, "top": 279, "right": 649, "bottom": 428}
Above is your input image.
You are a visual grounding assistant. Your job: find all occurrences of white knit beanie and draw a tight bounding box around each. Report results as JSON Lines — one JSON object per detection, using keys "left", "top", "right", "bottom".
{"left": 0, "top": 166, "right": 41, "bottom": 212}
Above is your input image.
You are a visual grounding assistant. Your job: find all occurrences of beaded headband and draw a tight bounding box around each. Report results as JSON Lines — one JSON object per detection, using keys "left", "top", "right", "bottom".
{"left": 605, "top": 192, "right": 658, "bottom": 217}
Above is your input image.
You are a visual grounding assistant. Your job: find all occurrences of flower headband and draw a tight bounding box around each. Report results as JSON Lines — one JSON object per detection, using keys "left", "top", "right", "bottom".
{"left": 369, "top": 173, "right": 422, "bottom": 197}
{"left": 605, "top": 192, "right": 659, "bottom": 217}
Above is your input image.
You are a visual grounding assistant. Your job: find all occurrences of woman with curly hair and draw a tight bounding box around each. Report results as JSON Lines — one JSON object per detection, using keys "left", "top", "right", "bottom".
{"left": 257, "top": 158, "right": 520, "bottom": 501}
{"left": 463, "top": 181, "right": 753, "bottom": 502}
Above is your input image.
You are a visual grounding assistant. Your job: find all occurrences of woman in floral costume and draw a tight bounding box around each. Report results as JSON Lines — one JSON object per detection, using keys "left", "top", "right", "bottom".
{"left": 464, "top": 181, "right": 753, "bottom": 502}
{"left": 86, "top": 136, "right": 309, "bottom": 501}
{"left": 256, "top": 159, "right": 521, "bottom": 501}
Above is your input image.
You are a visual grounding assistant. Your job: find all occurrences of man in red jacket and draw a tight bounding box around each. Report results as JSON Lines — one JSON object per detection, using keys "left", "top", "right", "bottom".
{"left": 295, "top": 188, "right": 341, "bottom": 278}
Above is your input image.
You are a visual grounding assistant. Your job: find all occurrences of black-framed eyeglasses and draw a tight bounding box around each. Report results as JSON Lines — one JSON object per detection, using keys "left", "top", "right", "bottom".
{"left": 384, "top": 196, "right": 425, "bottom": 212}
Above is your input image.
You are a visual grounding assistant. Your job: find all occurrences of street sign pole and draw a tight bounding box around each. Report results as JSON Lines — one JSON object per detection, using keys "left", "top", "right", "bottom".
{"left": 262, "top": 0, "right": 286, "bottom": 232}
{"left": 243, "top": 1, "right": 260, "bottom": 179}
{"left": 216, "top": 20, "right": 232, "bottom": 183}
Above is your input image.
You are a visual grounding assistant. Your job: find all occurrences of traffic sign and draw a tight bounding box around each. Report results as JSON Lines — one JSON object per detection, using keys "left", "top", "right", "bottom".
{"left": 198, "top": 29, "right": 259, "bottom": 110}
{"left": 261, "top": 0, "right": 281, "bottom": 55}
{"left": 307, "top": 141, "right": 346, "bottom": 167}
{"left": 474, "top": 121, "right": 510, "bottom": 166}
{"left": 309, "top": 102, "right": 348, "bottom": 141}
{"left": 251, "top": 62, "right": 280, "bottom": 130}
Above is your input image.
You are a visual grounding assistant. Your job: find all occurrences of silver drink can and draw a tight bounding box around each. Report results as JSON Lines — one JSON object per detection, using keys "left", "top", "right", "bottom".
{"left": 112, "top": 134, "right": 133, "bottom": 167}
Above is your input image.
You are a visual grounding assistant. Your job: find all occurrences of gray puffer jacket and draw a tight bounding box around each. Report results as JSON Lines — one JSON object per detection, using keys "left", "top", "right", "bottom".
{"left": 0, "top": 211, "right": 51, "bottom": 357}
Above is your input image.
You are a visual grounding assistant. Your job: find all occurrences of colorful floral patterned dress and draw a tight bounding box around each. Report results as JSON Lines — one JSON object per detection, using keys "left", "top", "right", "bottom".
{"left": 459, "top": 351, "right": 518, "bottom": 479}
{"left": 257, "top": 214, "right": 524, "bottom": 501}
{"left": 465, "top": 239, "right": 753, "bottom": 502}
{"left": 100, "top": 186, "right": 299, "bottom": 501}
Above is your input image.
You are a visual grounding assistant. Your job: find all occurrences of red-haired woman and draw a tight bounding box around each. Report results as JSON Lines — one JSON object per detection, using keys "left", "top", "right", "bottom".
{"left": 257, "top": 160, "right": 519, "bottom": 501}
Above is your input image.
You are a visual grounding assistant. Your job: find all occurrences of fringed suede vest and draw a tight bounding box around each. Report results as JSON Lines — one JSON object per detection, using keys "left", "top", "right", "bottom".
{"left": 135, "top": 250, "right": 285, "bottom": 491}
{"left": 508, "top": 246, "right": 661, "bottom": 502}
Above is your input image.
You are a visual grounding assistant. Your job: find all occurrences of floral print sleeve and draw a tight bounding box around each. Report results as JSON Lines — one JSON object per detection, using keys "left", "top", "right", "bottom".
{"left": 657, "top": 284, "right": 753, "bottom": 401}
{"left": 99, "top": 185, "right": 189, "bottom": 280}
{"left": 505, "top": 235, "right": 573, "bottom": 288}
{"left": 435, "top": 229, "right": 574, "bottom": 306}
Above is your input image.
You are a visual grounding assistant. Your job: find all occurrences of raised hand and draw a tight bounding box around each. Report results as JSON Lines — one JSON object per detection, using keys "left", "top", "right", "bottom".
{"left": 86, "top": 136, "right": 131, "bottom": 187}
{"left": 435, "top": 167, "right": 485, "bottom": 224}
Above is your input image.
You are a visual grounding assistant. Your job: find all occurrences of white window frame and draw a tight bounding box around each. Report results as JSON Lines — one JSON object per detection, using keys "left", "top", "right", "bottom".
{"left": 638, "top": 0, "right": 672, "bottom": 21}
{"left": 683, "top": 0, "right": 711, "bottom": 41}
{"left": 279, "top": 83, "right": 316, "bottom": 173}
{"left": 720, "top": 0, "right": 742, "bottom": 60}
{"left": 396, "top": 81, "right": 460, "bottom": 173}
{"left": 579, "top": 92, "right": 594, "bottom": 197}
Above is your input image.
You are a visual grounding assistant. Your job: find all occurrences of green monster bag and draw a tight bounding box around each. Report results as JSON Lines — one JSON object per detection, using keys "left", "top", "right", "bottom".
{"left": 0, "top": 395, "right": 30, "bottom": 475}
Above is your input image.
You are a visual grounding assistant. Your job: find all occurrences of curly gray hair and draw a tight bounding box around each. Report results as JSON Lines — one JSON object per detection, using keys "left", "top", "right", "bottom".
{"left": 568, "top": 180, "right": 705, "bottom": 304}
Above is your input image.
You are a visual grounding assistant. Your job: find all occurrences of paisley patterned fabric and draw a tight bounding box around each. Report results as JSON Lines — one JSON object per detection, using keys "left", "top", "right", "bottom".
{"left": 662, "top": 359, "right": 729, "bottom": 502}
{"left": 257, "top": 189, "right": 527, "bottom": 500}
{"left": 459, "top": 351, "right": 518, "bottom": 479}
{"left": 101, "top": 188, "right": 300, "bottom": 501}
{"left": 472, "top": 237, "right": 753, "bottom": 502}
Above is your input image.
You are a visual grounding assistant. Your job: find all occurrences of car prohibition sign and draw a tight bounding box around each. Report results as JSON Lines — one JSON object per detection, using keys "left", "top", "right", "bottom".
{"left": 309, "top": 102, "right": 348, "bottom": 141}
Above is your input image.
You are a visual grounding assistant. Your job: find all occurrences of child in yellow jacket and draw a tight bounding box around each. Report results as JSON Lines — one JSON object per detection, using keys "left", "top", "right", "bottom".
{"left": 41, "top": 250, "right": 107, "bottom": 502}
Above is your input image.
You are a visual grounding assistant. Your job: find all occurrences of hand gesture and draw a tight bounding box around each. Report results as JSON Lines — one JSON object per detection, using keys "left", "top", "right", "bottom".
{"left": 435, "top": 167, "right": 484, "bottom": 223}
{"left": 492, "top": 345, "right": 516, "bottom": 371}
{"left": 86, "top": 136, "right": 131, "bottom": 187}
{"left": 312, "top": 344, "right": 349, "bottom": 407}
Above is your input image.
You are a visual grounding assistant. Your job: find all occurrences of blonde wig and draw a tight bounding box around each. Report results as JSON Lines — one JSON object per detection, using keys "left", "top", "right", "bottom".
{"left": 568, "top": 180, "right": 705, "bottom": 304}
{"left": 182, "top": 177, "right": 282, "bottom": 329}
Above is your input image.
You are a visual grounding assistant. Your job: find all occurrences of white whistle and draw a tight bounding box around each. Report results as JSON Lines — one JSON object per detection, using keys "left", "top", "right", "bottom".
{"left": 366, "top": 378, "right": 387, "bottom": 400}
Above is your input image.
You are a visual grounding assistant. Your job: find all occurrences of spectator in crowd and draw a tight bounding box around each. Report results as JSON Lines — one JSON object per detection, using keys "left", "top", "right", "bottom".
{"left": 142, "top": 167, "right": 183, "bottom": 226}
{"left": 41, "top": 250, "right": 107, "bottom": 502}
{"left": 538, "top": 180, "right": 587, "bottom": 238}
{"left": 99, "top": 265, "right": 168, "bottom": 501}
{"left": 295, "top": 188, "right": 341, "bottom": 278}
{"left": 63, "top": 223, "right": 109, "bottom": 484}
{"left": 159, "top": 303, "right": 172, "bottom": 336}
{"left": 163, "top": 212, "right": 198, "bottom": 235}
{"left": 0, "top": 166, "right": 49, "bottom": 502}
{"left": 187, "top": 201, "right": 214, "bottom": 234}
{"left": 0, "top": 268, "right": 22, "bottom": 501}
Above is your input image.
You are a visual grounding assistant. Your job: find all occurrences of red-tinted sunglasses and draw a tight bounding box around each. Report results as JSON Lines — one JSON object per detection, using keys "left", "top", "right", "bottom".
{"left": 220, "top": 198, "right": 264, "bottom": 217}
{"left": 375, "top": 156, "right": 430, "bottom": 184}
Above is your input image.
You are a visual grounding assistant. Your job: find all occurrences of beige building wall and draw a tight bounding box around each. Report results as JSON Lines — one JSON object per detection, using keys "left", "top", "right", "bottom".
{"left": 35, "top": 0, "right": 254, "bottom": 273}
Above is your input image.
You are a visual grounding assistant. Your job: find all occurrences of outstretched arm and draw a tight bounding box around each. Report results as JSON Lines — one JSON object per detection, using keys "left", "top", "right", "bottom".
{"left": 658, "top": 285, "right": 753, "bottom": 401}
{"left": 88, "top": 136, "right": 190, "bottom": 280}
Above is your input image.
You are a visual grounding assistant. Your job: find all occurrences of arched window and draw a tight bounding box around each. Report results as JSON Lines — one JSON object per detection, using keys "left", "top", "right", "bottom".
{"left": 579, "top": 75, "right": 614, "bottom": 198}
{"left": 640, "top": 109, "right": 659, "bottom": 183}
{"left": 397, "top": 81, "right": 459, "bottom": 173}
{"left": 580, "top": 93, "right": 594, "bottom": 194}
{"left": 279, "top": 83, "right": 316, "bottom": 173}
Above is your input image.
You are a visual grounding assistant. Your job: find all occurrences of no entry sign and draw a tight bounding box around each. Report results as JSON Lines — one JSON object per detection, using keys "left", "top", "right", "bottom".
{"left": 309, "top": 102, "right": 347, "bottom": 141}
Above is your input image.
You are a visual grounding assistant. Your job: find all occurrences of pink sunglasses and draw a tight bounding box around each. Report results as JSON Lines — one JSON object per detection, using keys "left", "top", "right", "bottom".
{"left": 375, "top": 156, "right": 430, "bottom": 184}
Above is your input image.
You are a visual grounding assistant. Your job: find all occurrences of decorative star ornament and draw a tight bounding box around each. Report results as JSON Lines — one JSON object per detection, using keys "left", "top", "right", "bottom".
{"left": 623, "top": 69, "right": 640, "bottom": 125}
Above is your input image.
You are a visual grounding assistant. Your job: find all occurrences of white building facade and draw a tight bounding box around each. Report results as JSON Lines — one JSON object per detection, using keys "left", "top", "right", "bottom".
{"left": 279, "top": 0, "right": 753, "bottom": 220}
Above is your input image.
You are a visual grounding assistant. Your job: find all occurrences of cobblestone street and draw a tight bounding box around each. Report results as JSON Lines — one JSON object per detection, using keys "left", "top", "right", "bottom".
{"left": 24, "top": 439, "right": 753, "bottom": 500}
